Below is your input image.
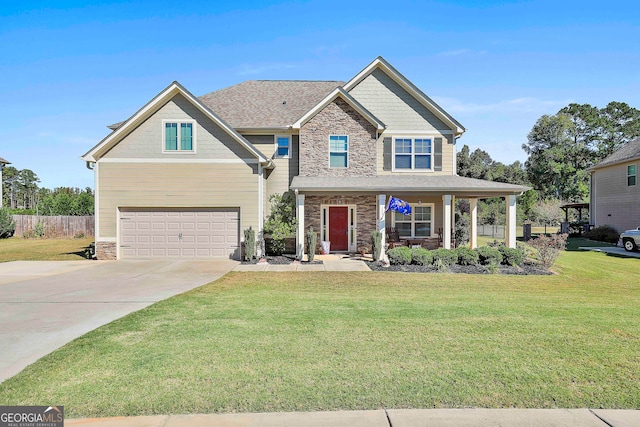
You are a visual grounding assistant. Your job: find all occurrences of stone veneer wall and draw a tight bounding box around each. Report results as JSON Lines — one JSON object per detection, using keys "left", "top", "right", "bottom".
{"left": 304, "top": 195, "right": 378, "bottom": 252}
{"left": 96, "top": 242, "right": 116, "bottom": 260}
{"left": 299, "top": 98, "right": 377, "bottom": 177}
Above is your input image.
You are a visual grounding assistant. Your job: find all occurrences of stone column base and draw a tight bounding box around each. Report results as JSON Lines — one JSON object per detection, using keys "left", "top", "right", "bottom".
{"left": 96, "top": 242, "right": 116, "bottom": 260}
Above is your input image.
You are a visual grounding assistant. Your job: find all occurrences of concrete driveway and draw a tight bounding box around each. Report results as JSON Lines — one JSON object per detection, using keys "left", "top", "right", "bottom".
{"left": 0, "top": 259, "right": 237, "bottom": 384}
{"left": 579, "top": 246, "right": 640, "bottom": 258}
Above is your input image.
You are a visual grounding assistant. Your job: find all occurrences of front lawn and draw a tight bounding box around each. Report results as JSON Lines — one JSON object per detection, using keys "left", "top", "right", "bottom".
{"left": 0, "top": 236, "right": 94, "bottom": 262}
{"left": 0, "top": 249, "right": 638, "bottom": 416}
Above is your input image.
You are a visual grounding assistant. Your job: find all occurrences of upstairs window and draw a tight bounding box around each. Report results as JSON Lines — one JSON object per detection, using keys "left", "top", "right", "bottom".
{"left": 394, "top": 137, "right": 432, "bottom": 170}
{"left": 628, "top": 164, "right": 637, "bottom": 186}
{"left": 329, "top": 135, "right": 348, "bottom": 168}
{"left": 164, "top": 121, "right": 194, "bottom": 152}
{"left": 275, "top": 135, "right": 290, "bottom": 158}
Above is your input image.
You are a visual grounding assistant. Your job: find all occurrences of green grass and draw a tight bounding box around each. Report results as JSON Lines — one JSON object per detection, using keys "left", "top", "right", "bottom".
{"left": 0, "top": 236, "right": 94, "bottom": 262}
{"left": 1, "top": 249, "right": 639, "bottom": 416}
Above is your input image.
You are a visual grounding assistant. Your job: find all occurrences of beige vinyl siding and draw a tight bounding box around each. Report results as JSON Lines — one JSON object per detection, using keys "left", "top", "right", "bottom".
{"left": 97, "top": 162, "right": 259, "bottom": 239}
{"left": 245, "top": 134, "right": 300, "bottom": 216}
{"left": 377, "top": 133, "right": 454, "bottom": 175}
{"left": 348, "top": 68, "right": 449, "bottom": 132}
{"left": 592, "top": 161, "right": 640, "bottom": 232}
{"left": 103, "top": 93, "right": 256, "bottom": 160}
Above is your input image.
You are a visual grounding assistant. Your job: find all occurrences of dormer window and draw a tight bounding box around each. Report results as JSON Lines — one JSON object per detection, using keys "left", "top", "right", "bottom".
{"left": 163, "top": 120, "right": 195, "bottom": 152}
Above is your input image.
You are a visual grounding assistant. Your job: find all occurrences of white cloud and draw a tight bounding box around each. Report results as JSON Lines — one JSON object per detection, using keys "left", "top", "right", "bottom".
{"left": 433, "top": 96, "right": 572, "bottom": 115}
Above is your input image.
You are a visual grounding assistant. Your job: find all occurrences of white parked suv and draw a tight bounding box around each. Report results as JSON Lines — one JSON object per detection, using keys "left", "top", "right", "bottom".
{"left": 619, "top": 227, "right": 640, "bottom": 252}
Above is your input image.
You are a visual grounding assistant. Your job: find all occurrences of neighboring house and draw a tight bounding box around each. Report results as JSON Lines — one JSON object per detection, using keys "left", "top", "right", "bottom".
{"left": 589, "top": 137, "right": 640, "bottom": 232}
{"left": 82, "top": 57, "right": 528, "bottom": 260}
{"left": 0, "top": 157, "right": 10, "bottom": 209}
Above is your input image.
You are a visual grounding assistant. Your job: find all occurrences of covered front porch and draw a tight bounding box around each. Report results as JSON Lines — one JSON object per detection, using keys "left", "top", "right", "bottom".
{"left": 290, "top": 175, "right": 530, "bottom": 260}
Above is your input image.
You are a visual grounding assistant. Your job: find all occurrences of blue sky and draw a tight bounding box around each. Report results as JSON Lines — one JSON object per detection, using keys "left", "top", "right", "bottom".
{"left": 2, "top": 0, "right": 639, "bottom": 189}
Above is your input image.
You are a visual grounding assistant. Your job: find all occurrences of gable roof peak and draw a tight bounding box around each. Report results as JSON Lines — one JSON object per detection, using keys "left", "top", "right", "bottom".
{"left": 82, "top": 80, "right": 267, "bottom": 163}
{"left": 343, "top": 57, "right": 465, "bottom": 135}
{"left": 292, "top": 86, "right": 385, "bottom": 130}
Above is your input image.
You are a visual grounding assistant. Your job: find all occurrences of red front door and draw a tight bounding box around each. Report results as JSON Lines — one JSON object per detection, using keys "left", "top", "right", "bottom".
{"left": 329, "top": 206, "right": 349, "bottom": 251}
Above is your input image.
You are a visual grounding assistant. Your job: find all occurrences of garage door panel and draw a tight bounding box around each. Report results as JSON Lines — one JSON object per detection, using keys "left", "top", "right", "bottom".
{"left": 120, "top": 208, "right": 239, "bottom": 259}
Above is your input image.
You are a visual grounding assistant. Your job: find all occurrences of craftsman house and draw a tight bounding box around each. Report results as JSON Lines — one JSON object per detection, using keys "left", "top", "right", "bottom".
{"left": 82, "top": 57, "right": 528, "bottom": 260}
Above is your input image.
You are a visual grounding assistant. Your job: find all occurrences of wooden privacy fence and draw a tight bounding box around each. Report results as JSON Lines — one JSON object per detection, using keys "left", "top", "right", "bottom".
{"left": 12, "top": 215, "right": 94, "bottom": 238}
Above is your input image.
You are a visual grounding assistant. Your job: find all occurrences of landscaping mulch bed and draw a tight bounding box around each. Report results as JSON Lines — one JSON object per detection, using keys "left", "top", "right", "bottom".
{"left": 241, "top": 255, "right": 323, "bottom": 265}
{"left": 366, "top": 261, "right": 552, "bottom": 275}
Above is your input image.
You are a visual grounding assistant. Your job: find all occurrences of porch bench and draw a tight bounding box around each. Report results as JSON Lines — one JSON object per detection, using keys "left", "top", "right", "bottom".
{"left": 405, "top": 238, "right": 440, "bottom": 250}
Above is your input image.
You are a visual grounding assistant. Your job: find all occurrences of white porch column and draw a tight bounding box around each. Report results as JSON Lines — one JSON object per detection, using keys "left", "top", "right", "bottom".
{"left": 506, "top": 195, "right": 517, "bottom": 248}
{"left": 469, "top": 198, "right": 478, "bottom": 249}
{"left": 296, "top": 193, "right": 305, "bottom": 260}
{"left": 378, "top": 194, "right": 386, "bottom": 260}
{"left": 443, "top": 194, "right": 452, "bottom": 249}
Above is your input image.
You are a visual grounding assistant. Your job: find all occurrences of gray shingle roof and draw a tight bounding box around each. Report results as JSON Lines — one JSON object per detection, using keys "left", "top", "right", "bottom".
{"left": 199, "top": 80, "right": 344, "bottom": 129}
{"left": 591, "top": 137, "right": 640, "bottom": 170}
{"left": 290, "top": 175, "right": 529, "bottom": 196}
{"left": 0, "top": 157, "right": 10, "bottom": 165}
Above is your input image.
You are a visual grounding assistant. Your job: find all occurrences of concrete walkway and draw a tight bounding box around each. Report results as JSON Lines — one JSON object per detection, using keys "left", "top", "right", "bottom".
{"left": 579, "top": 246, "right": 640, "bottom": 258}
{"left": 0, "top": 259, "right": 237, "bottom": 384}
{"left": 67, "top": 409, "right": 640, "bottom": 426}
{"left": 233, "top": 254, "right": 371, "bottom": 272}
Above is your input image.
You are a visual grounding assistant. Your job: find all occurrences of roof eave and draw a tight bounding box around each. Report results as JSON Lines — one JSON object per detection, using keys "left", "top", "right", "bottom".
{"left": 291, "top": 185, "right": 530, "bottom": 195}
{"left": 588, "top": 156, "right": 640, "bottom": 172}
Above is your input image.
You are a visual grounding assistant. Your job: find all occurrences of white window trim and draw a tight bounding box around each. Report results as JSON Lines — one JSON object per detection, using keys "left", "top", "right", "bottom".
{"left": 162, "top": 119, "right": 197, "bottom": 154}
{"left": 391, "top": 136, "right": 434, "bottom": 172}
{"left": 627, "top": 164, "right": 636, "bottom": 186}
{"left": 392, "top": 203, "right": 435, "bottom": 238}
{"left": 328, "top": 135, "right": 349, "bottom": 169}
{"left": 274, "top": 134, "right": 291, "bottom": 159}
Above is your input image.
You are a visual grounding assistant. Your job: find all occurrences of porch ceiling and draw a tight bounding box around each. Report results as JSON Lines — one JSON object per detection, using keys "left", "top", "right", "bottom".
{"left": 290, "top": 175, "right": 530, "bottom": 198}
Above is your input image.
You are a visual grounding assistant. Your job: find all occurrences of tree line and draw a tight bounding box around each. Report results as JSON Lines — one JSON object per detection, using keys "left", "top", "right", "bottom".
{"left": 2, "top": 166, "right": 94, "bottom": 216}
{"left": 458, "top": 101, "right": 640, "bottom": 227}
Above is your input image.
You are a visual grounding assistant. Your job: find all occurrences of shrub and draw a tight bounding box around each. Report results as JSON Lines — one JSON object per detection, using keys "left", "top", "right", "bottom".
{"left": 500, "top": 247, "right": 524, "bottom": 266}
{"left": 243, "top": 226, "right": 256, "bottom": 262}
{"left": 528, "top": 233, "right": 568, "bottom": 268}
{"left": 306, "top": 227, "right": 317, "bottom": 262}
{"left": 433, "top": 258, "right": 448, "bottom": 272}
{"left": 488, "top": 241, "right": 525, "bottom": 266}
{"left": 34, "top": 221, "right": 46, "bottom": 238}
{"left": 431, "top": 248, "right": 457, "bottom": 267}
{"left": 477, "top": 246, "right": 502, "bottom": 266}
{"left": 454, "top": 212, "right": 470, "bottom": 247}
{"left": 411, "top": 247, "right": 432, "bottom": 265}
{"left": 517, "top": 241, "right": 538, "bottom": 265}
{"left": 455, "top": 246, "right": 479, "bottom": 266}
{"left": 371, "top": 230, "right": 383, "bottom": 261}
{"left": 264, "top": 193, "right": 297, "bottom": 255}
{"left": 583, "top": 225, "right": 620, "bottom": 244}
{"left": 387, "top": 246, "right": 412, "bottom": 265}
{"left": 0, "top": 208, "right": 16, "bottom": 238}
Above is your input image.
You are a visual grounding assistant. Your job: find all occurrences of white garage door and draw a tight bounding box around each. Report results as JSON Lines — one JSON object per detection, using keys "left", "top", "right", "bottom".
{"left": 120, "top": 208, "right": 240, "bottom": 259}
